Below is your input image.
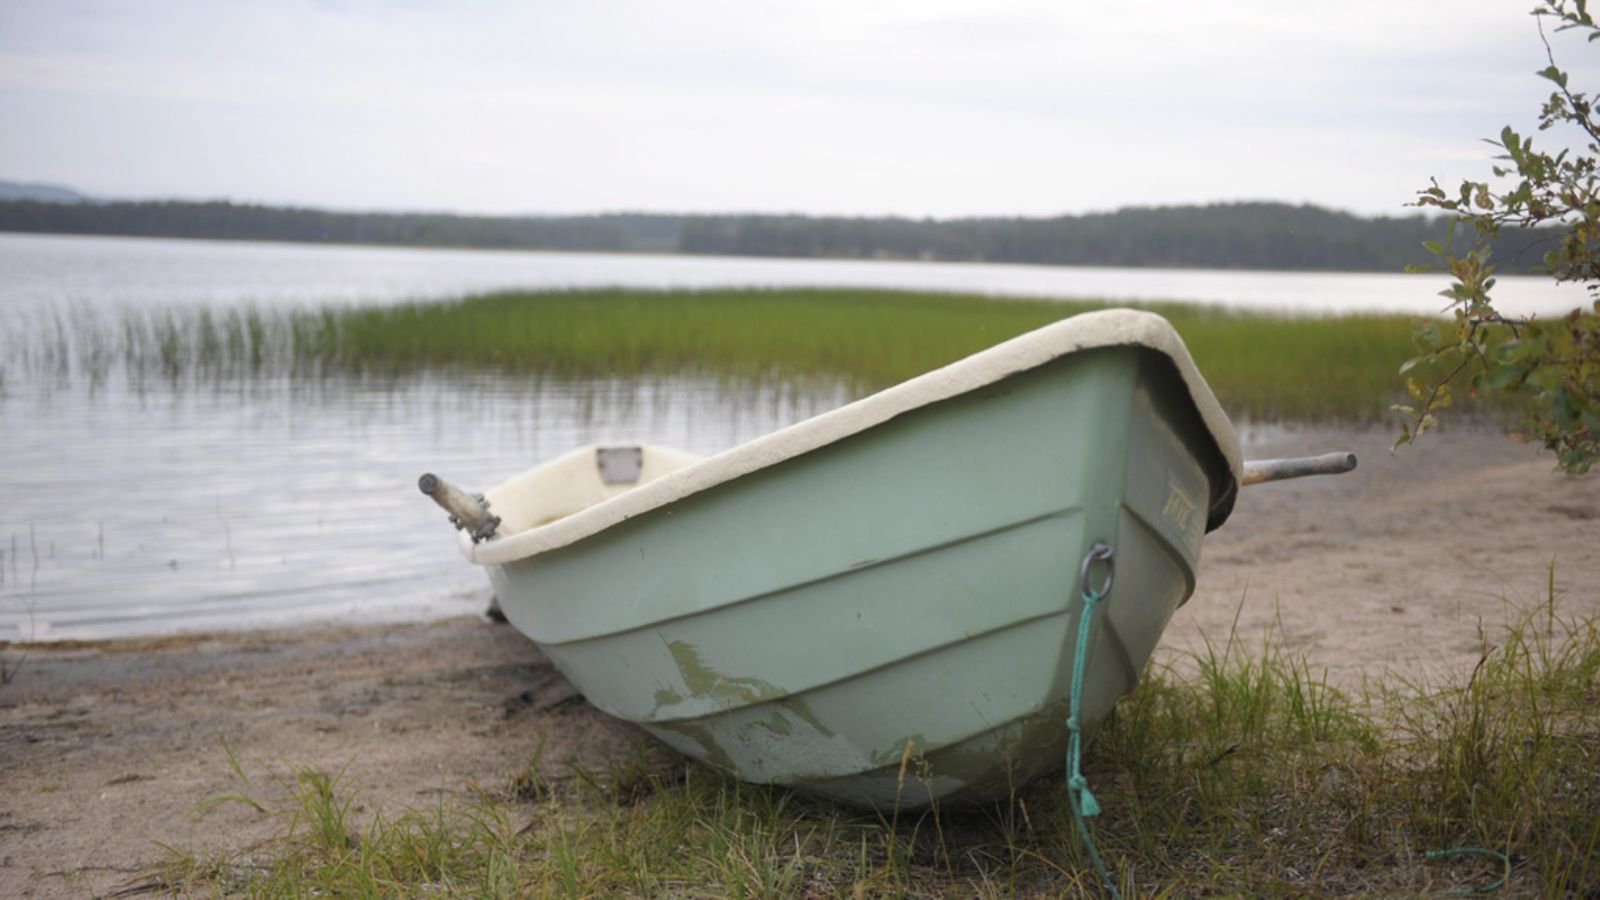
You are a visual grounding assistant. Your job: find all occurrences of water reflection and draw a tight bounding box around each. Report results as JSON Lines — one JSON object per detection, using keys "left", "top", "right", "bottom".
{"left": 0, "top": 369, "right": 854, "bottom": 641}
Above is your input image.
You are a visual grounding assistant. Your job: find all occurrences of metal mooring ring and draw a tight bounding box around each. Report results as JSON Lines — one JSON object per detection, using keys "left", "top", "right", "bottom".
{"left": 1079, "top": 541, "right": 1114, "bottom": 598}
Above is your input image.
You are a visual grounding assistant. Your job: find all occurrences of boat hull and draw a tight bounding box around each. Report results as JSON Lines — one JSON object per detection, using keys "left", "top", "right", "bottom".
{"left": 485, "top": 345, "right": 1229, "bottom": 809}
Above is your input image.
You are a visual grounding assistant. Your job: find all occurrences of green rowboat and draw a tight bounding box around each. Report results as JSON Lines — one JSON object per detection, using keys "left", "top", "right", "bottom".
{"left": 422, "top": 309, "right": 1352, "bottom": 809}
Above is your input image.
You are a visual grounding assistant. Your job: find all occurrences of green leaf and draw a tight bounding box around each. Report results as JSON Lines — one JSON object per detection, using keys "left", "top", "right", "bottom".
{"left": 1484, "top": 363, "right": 1531, "bottom": 389}
{"left": 1553, "top": 387, "right": 1580, "bottom": 427}
{"left": 1417, "top": 321, "right": 1442, "bottom": 346}
{"left": 1538, "top": 65, "right": 1570, "bottom": 89}
{"left": 1392, "top": 424, "right": 1412, "bottom": 451}
{"left": 1557, "top": 444, "right": 1597, "bottom": 475}
{"left": 1422, "top": 240, "right": 1445, "bottom": 256}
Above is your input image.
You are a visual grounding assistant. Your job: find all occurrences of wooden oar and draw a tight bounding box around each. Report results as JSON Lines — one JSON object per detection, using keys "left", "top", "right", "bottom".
{"left": 1240, "top": 452, "right": 1357, "bottom": 486}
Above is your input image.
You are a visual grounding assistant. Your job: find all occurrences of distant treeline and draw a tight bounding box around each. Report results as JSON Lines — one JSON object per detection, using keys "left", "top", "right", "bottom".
{"left": 0, "top": 198, "right": 1562, "bottom": 273}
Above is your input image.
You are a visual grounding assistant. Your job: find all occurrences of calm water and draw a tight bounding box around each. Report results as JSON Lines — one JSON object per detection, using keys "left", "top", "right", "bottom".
{"left": 0, "top": 233, "right": 1590, "bottom": 641}
{"left": 1, "top": 372, "right": 850, "bottom": 640}
{"left": 1, "top": 231, "right": 1590, "bottom": 317}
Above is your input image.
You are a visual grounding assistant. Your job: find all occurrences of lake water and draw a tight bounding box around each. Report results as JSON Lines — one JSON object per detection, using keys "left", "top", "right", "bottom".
{"left": 0, "top": 233, "right": 1590, "bottom": 641}
{"left": 0, "top": 231, "right": 1589, "bottom": 318}
{"left": 0, "top": 371, "right": 848, "bottom": 640}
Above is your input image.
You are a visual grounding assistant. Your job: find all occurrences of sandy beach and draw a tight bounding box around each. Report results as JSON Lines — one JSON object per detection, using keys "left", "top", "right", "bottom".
{"left": 2, "top": 424, "right": 1597, "bottom": 897}
{"left": 1170, "top": 423, "right": 1600, "bottom": 687}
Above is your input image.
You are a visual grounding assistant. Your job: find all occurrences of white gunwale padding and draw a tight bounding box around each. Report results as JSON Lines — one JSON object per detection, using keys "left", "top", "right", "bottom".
{"left": 463, "top": 308, "right": 1242, "bottom": 566}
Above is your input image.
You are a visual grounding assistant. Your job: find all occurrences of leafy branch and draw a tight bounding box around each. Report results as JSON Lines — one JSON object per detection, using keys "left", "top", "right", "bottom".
{"left": 1400, "top": 0, "right": 1600, "bottom": 473}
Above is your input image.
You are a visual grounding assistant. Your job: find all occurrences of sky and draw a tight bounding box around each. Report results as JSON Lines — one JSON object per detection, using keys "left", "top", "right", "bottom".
{"left": 2, "top": 0, "right": 1598, "bottom": 219}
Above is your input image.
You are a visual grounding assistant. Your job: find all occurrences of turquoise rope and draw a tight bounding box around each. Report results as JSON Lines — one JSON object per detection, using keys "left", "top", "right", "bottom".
{"left": 1066, "top": 584, "right": 1121, "bottom": 899}
{"left": 1426, "top": 847, "right": 1509, "bottom": 894}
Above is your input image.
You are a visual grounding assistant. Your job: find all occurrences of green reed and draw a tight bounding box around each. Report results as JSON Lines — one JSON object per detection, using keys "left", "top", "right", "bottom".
{"left": 7, "top": 288, "right": 1434, "bottom": 420}
{"left": 317, "top": 289, "right": 1420, "bottom": 419}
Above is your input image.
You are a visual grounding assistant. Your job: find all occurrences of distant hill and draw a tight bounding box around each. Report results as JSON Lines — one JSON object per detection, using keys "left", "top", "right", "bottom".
{"left": 0, "top": 191, "right": 1561, "bottom": 275}
{"left": 0, "top": 180, "right": 91, "bottom": 203}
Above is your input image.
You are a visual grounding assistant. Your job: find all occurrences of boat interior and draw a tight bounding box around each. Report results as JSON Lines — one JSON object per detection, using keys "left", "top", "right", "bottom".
{"left": 486, "top": 444, "right": 703, "bottom": 535}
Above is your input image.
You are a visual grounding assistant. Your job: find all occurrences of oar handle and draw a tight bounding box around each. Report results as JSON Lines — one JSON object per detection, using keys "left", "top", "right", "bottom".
{"left": 418, "top": 472, "right": 501, "bottom": 542}
{"left": 1240, "top": 452, "right": 1357, "bottom": 486}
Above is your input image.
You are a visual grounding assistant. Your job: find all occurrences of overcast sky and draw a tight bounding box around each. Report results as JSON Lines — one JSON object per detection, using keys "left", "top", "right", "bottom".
{"left": 2, "top": 0, "right": 1597, "bottom": 218}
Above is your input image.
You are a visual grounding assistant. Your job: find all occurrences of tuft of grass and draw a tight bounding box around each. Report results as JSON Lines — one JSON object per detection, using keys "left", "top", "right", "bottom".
{"left": 167, "top": 763, "right": 523, "bottom": 896}
{"left": 1385, "top": 564, "right": 1600, "bottom": 895}
{"left": 160, "top": 577, "right": 1597, "bottom": 897}
{"left": 1085, "top": 617, "right": 1389, "bottom": 896}
{"left": 507, "top": 737, "right": 552, "bottom": 804}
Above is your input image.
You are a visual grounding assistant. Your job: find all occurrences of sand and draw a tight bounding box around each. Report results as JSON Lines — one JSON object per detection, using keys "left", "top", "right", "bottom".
{"left": 1169, "top": 423, "right": 1600, "bottom": 687}
{"left": 1, "top": 425, "right": 1596, "bottom": 897}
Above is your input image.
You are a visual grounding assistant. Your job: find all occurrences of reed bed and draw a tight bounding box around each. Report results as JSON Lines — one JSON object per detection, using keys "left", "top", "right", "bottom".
{"left": 161, "top": 583, "right": 1598, "bottom": 897}
{"left": 5, "top": 289, "right": 1427, "bottom": 421}
{"left": 319, "top": 289, "right": 1422, "bottom": 421}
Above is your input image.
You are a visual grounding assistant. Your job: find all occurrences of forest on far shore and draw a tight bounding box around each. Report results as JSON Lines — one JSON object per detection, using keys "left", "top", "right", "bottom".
{"left": 0, "top": 196, "right": 1561, "bottom": 274}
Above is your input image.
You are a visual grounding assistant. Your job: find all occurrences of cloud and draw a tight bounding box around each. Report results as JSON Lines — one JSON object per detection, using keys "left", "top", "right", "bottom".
{"left": 1, "top": 0, "right": 1594, "bottom": 216}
